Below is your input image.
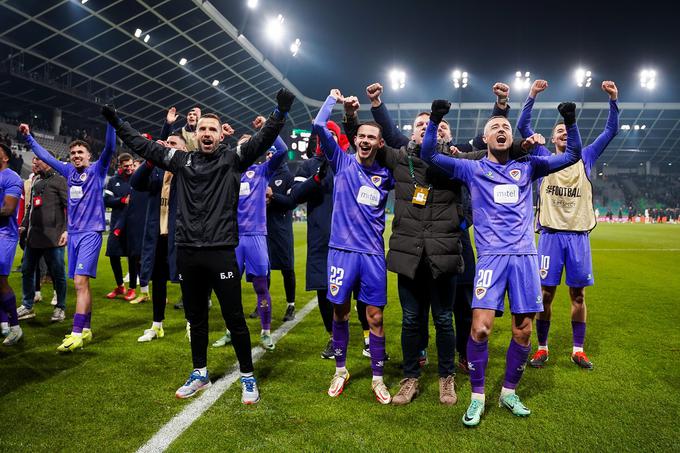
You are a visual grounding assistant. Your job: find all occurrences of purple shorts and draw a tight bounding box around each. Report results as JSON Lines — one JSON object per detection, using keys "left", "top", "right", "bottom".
{"left": 327, "top": 248, "right": 387, "bottom": 307}
{"left": 0, "top": 238, "right": 18, "bottom": 276}
{"left": 538, "top": 231, "right": 594, "bottom": 288}
{"left": 235, "top": 235, "right": 270, "bottom": 281}
{"left": 473, "top": 254, "right": 544, "bottom": 315}
{"left": 67, "top": 232, "right": 103, "bottom": 279}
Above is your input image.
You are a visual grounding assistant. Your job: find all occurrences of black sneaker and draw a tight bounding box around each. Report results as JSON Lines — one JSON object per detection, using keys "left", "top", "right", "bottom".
{"left": 174, "top": 299, "right": 184, "bottom": 310}
{"left": 283, "top": 304, "right": 296, "bottom": 322}
{"left": 321, "top": 338, "right": 335, "bottom": 359}
{"left": 248, "top": 308, "right": 259, "bottom": 319}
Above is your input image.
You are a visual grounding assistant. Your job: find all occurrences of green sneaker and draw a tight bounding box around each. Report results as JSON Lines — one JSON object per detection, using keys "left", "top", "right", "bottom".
{"left": 462, "top": 399, "right": 485, "bottom": 427}
{"left": 499, "top": 392, "right": 531, "bottom": 416}
{"left": 81, "top": 329, "right": 93, "bottom": 344}
{"left": 261, "top": 333, "right": 275, "bottom": 351}
{"left": 212, "top": 330, "right": 232, "bottom": 347}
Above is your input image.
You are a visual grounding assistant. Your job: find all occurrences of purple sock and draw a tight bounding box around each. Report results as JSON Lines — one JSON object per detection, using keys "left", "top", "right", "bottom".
{"left": 503, "top": 339, "right": 531, "bottom": 390}
{"left": 467, "top": 336, "right": 488, "bottom": 394}
{"left": 84, "top": 312, "right": 92, "bottom": 330}
{"left": 332, "top": 319, "right": 349, "bottom": 368}
{"left": 536, "top": 319, "right": 550, "bottom": 346}
{"left": 572, "top": 321, "right": 586, "bottom": 348}
{"left": 72, "top": 313, "right": 87, "bottom": 334}
{"left": 0, "top": 292, "right": 18, "bottom": 327}
{"left": 252, "top": 277, "right": 271, "bottom": 331}
{"left": 369, "top": 332, "right": 385, "bottom": 377}
{"left": 0, "top": 308, "right": 8, "bottom": 323}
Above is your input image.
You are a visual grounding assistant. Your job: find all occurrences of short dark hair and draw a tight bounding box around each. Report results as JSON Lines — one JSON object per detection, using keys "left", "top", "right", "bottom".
{"left": 0, "top": 143, "right": 10, "bottom": 160}
{"left": 118, "top": 152, "right": 133, "bottom": 164}
{"left": 167, "top": 133, "right": 186, "bottom": 143}
{"left": 69, "top": 139, "right": 91, "bottom": 153}
{"left": 357, "top": 121, "right": 383, "bottom": 138}
{"left": 414, "top": 111, "right": 448, "bottom": 125}
{"left": 198, "top": 113, "right": 221, "bottom": 125}
{"left": 552, "top": 121, "right": 565, "bottom": 136}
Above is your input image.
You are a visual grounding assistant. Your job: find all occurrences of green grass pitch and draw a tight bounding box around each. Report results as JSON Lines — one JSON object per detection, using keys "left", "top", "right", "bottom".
{"left": 1, "top": 222, "right": 678, "bottom": 451}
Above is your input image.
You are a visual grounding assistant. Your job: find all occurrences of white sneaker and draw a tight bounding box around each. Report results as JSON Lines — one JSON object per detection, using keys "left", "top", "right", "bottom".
{"left": 16, "top": 305, "right": 36, "bottom": 320}
{"left": 2, "top": 327, "right": 23, "bottom": 346}
{"left": 328, "top": 371, "right": 350, "bottom": 397}
{"left": 123, "top": 273, "right": 130, "bottom": 283}
{"left": 138, "top": 325, "right": 164, "bottom": 342}
{"left": 372, "top": 380, "right": 392, "bottom": 405}
{"left": 51, "top": 293, "right": 58, "bottom": 306}
{"left": 34, "top": 291, "right": 42, "bottom": 303}
{"left": 0, "top": 324, "right": 9, "bottom": 337}
{"left": 241, "top": 376, "right": 260, "bottom": 404}
{"left": 175, "top": 370, "right": 211, "bottom": 399}
{"left": 50, "top": 307, "right": 66, "bottom": 322}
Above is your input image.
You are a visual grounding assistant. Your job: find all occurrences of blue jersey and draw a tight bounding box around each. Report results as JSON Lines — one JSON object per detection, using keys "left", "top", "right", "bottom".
{"left": 420, "top": 120, "right": 582, "bottom": 256}
{"left": 313, "top": 96, "right": 394, "bottom": 256}
{"left": 238, "top": 137, "right": 288, "bottom": 236}
{"left": 25, "top": 125, "right": 117, "bottom": 234}
{"left": 0, "top": 168, "right": 23, "bottom": 240}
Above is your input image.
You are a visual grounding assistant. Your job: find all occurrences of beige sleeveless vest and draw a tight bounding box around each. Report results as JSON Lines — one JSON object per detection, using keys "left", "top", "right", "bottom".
{"left": 537, "top": 160, "right": 596, "bottom": 232}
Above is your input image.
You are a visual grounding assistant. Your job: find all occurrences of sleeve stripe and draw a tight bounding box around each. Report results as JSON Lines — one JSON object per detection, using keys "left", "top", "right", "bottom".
{"left": 293, "top": 176, "right": 307, "bottom": 182}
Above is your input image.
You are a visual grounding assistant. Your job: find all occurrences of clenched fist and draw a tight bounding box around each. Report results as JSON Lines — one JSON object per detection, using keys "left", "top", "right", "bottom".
{"left": 601, "top": 81, "right": 618, "bottom": 100}
{"left": 366, "top": 83, "right": 383, "bottom": 108}
{"left": 530, "top": 80, "right": 548, "bottom": 98}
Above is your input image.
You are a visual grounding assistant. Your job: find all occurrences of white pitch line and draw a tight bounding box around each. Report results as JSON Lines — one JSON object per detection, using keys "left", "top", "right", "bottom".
{"left": 592, "top": 248, "right": 680, "bottom": 251}
{"left": 137, "top": 297, "right": 318, "bottom": 453}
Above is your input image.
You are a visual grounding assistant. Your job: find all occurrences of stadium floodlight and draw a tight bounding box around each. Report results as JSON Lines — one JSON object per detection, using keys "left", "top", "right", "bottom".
{"left": 514, "top": 70, "right": 531, "bottom": 91}
{"left": 247, "top": 0, "right": 258, "bottom": 8}
{"left": 290, "top": 38, "right": 301, "bottom": 56}
{"left": 641, "top": 124, "right": 646, "bottom": 130}
{"left": 634, "top": 124, "right": 640, "bottom": 130}
{"left": 452, "top": 69, "right": 468, "bottom": 88}
{"left": 134, "top": 28, "right": 142, "bottom": 38}
{"left": 144, "top": 34, "right": 150, "bottom": 43}
{"left": 390, "top": 69, "right": 406, "bottom": 90}
{"left": 402, "top": 124, "right": 413, "bottom": 131}
{"left": 575, "top": 68, "right": 592, "bottom": 87}
{"left": 212, "top": 80, "right": 219, "bottom": 87}
{"left": 179, "top": 57, "right": 188, "bottom": 66}
{"left": 640, "top": 69, "right": 656, "bottom": 89}
{"left": 621, "top": 124, "right": 631, "bottom": 130}
{"left": 81, "top": 0, "right": 88, "bottom": 4}
{"left": 266, "top": 15, "right": 285, "bottom": 42}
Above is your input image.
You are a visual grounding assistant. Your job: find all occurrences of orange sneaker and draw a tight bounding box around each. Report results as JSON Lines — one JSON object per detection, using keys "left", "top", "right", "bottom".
{"left": 571, "top": 351, "right": 594, "bottom": 370}
{"left": 529, "top": 349, "right": 549, "bottom": 368}
{"left": 123, "top": 288, "right": 137, "bottom": 302}
{"left": 106, "top": 286, "right": 126, "bottom": 299}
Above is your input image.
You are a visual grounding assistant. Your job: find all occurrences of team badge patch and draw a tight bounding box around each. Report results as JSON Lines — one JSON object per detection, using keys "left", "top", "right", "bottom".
{"left": 329, "top": 284, "right": 340, "bottom": 296}
{"left": 509, "top": 169, "right": 521, "bottom": 181}
{"left": 540, "top": 269, "right": 548, "bottom": 279}
{"left": 371, "top": 175, "right": 382, "bottom": 187}
{"left": 475, "top": 287, "right": 487, "bottom": 300}
{"left": 245, "top": 170, "right": 255, "bottom": 178}
{"left": 80, "top": 173, "right": 87, "bottom": 181}
{"left": 274, "top": 179, "right": 283, "bottom": 187}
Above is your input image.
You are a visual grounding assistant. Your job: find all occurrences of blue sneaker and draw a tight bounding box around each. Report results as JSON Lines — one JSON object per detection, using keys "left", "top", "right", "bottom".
{"left": 175, "top": 370, "right": 211, "bottom": 399}
{"left": 241, "top": 376, "right": 260, "bottom": 404}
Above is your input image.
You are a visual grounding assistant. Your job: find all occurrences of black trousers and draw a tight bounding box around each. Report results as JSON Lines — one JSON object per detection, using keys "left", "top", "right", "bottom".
{"left": 151, "top": 236, "right": 170, "bottom": 323}
{"left": 177, "top": 246, "right": 253, "bottom": 373}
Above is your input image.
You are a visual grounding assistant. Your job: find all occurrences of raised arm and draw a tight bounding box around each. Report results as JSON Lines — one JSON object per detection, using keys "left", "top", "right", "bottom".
{"left": 583, "top": 81, "right": 619, "bottom": 171}
{"left": 130, "top": 160, "right": 155, "bottom": 192}
{"left": 533, "top": 102, "right": 583, "bottom": 179}
{"left": 97, "top": 124, "right": 118, "bottom": 177}
{"left": 18, "top": 124, "right": 70, "bottom": 177}
{"left": 517, "top": 80, "right": 548, "bottom": 140}
{"left": 264, "top": 137, "right": 288, "bottom": 177}
{"left": 312, "top": 91, "right": 347, "bottom": 171}
{"left": 341, "top": 95, "right": 360, "bottom": 148}
{"left": 367, "top": 83, "right": 410, "bottom": 148}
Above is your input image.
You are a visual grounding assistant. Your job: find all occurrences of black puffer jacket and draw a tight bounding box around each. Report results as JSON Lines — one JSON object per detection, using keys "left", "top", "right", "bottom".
{"left": 115, "top": 112, "right": 286, "bottom": 248}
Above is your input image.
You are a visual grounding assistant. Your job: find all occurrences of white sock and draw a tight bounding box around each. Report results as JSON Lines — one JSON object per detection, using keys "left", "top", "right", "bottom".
{"left": 241, "top": 372, "right": 253, "bottom": 378}
{"left": 335, "top": 366, "right": 348, "bottom": 376}
{"left": 152, "top": 321, "right": 163, "bottom": 329}
{"left": 141, "top": 285, "right": 149, "bottom": 294}
{"left": 261, "top": 329, "right": 270, "bottom": 336}
{"left": 1, "top": 322, "right": 9, "bottom": 330}
{"left": 71, "top": 331, "right": 83, "bottom": 337}
{"left": 500, "top": 387, "right": 516, "bottom": 398}
{"left": 10, "top": 325, "right": 21, "bottom": 332}
{"left": 573, "top": 346, "right": 584, "bottom": 353}
{"left": 83, "top": 327, "right": 91, "bottom": 332}
{"left": 471, "top": 392, "right": 485, "bottom": 404}
{"left": 35, "top": 291, "right": 41, "bottom": 298}
{"left": 287, "top": 302, "right": 295, "bottom": 307}
{"left": 538, "top": 345, "right": 548, "bottom": 351}
{"left": 194, "top": 367, "right": 207, "bottom": 377}
{"left": 372, "top": 375, "right": 383, "bottom": 383}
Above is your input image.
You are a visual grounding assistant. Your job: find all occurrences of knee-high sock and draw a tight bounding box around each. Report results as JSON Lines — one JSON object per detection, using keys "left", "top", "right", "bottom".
{"left": 572, "top": 321, "right": 586, "bottom": 348}
{"left": 332, "top": 319, "right": 349, "bottom": 368}
{"left": 0, "top": 292, "right": 18, "bottom": 327}
{"left": 536, "top": 319, "right": 550, "bottom": 347}
{"left": 281, "top": 269, "right": 295, "bottom": 303}
{"left": 467, "top": 336, "right": 488, "bottom": 394}
{"left": 84, "top": 312, "right": 92, "bottom": 330}
{"left": 369, "top": 332, "right": 385, "bottom": 377}
{"left": 0, "top": 309, "right": 8, "bottom": 324}
{"left": 72, "top": 313, "right": 87, "bottom": 334}
{"left": 503, "top": 339, "right": 531, "bottom": 390}
{"left": 252, "top": 277, "right": 271, "bottom": 331}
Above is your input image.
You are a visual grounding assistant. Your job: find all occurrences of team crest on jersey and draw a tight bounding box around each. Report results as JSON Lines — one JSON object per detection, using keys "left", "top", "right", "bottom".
{"left": 329, "top": 284, "right": 340, "bottom": 296}
{"left": 540, "top": 269, "right": 548, "bottom": 279}
{"left": 274, "top": 179, "right": 283, "bottom": 187}
{"left": 371, "top": 175, "right": 382, "bottom": 187}
{"left": 246, "top": 170, "right": 255, "bottom": 178}
{"left": 475, "top": 287, "right": 487, "bottom": 299}
{"left": 80, "top": 173, "right": 87, "bottom": 181}
{"left": 509, "top": 169, "right": 522, "bottom": 181}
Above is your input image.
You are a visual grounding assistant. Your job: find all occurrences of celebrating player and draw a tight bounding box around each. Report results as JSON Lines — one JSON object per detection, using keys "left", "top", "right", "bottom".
{"left": 421, "top": 98, "right": 582, "bottom": 426}
{"left": 518, "top": 79, "right": 619, "bottom": 369}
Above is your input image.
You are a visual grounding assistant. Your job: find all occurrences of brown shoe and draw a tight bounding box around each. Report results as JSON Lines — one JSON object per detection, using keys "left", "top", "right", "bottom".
{"left": 439, "top": 375, "right": 457, "bottom": 405}
{"left": 392, "top": 378, "right": 419, "bottom": 405}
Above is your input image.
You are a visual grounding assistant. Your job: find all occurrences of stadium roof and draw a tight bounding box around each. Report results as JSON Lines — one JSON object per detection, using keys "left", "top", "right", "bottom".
{"left": 0, "top": 0, "right": 678, "bottom": 167}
